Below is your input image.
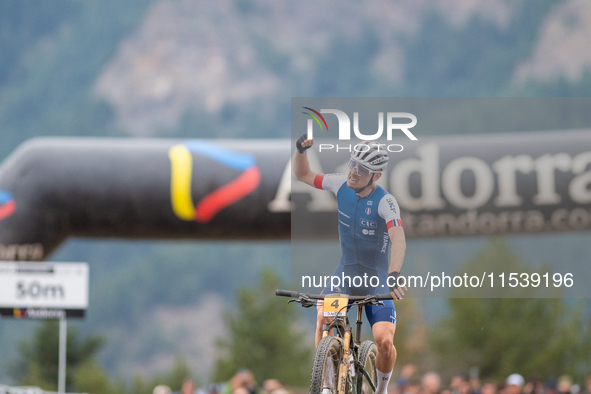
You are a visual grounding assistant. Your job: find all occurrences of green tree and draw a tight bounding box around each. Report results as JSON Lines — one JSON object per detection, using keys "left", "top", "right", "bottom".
{"left": 391, "top": 297, "right": 430, "bottom": 372}
{"left": 430, "top": 239, "right": 591, "bottom": 382}
{"left": 212, "top": 267, "right": 313, "bottom": 387}
{"left": 72, "top": 359, "right": 122, "bottom": 394}
{"left": 10, "top": 320, "right": 196, "bottom": 394}
{"left": 10, "top": 320, "right": 104, "bottom": 391}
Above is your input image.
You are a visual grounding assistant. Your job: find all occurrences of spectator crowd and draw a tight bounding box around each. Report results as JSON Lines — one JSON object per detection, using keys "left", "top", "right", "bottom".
{"left": 152, "top": 365, "right": 591, "bottom": 394}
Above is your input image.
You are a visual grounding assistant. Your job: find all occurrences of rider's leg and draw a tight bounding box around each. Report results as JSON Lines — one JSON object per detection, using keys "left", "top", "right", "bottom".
{"left": 315, "top": 301, "right": 332, "bottom": 347}
{"left": 316, "top": 301, "right": 335, "bottom": 394}
{"left": 372, "top": 321, "right": 397, "bottom": 394}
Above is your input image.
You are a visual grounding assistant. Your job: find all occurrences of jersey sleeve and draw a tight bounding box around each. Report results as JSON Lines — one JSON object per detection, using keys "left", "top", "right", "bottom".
{"left": 378, "top": 194, "right": 403, "bottom": 229}
{"left": 313, "top": 173, "right": 347, "bottom": 196}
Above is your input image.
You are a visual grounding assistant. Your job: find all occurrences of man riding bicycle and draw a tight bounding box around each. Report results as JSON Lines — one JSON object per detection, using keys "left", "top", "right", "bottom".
{"left": 293, "top": 135, "right": 406, "bottom": 394}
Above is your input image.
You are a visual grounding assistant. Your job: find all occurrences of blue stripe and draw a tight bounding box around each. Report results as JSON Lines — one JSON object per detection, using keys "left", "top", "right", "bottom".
{"left": 183, "top": 141, "right": 255, "bottom": 171}
{"left": 0, "top": 190, "right": 12, "bottom": 205}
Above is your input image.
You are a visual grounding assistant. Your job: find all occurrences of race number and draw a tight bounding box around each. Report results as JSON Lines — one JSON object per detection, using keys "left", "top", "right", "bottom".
{"left": 323, "top": 293, "right": 349, "bottom": 317}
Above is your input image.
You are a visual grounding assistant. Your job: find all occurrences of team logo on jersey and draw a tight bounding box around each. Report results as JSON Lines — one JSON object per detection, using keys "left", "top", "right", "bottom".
{"left": 381, "top": 233, "right": 389, "bottom": 253}
{"left": 362, "top": 229, "right": 375, "bottom": 236}
{"left": 366, "top": 201, "right": 373, "bottom": 206}
{"left": 365, "top": 208, "right": 371, "bottom": 215}
{"left": 386, "top": 198, "right": 397, "bottom": 213}
{"left": 360, "top": 219, "right": 377, "bottom": 229}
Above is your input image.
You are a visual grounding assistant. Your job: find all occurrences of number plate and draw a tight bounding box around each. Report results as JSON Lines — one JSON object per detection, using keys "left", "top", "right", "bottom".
{"left": 323, "top": 293, "right": 349, "bottom": 317}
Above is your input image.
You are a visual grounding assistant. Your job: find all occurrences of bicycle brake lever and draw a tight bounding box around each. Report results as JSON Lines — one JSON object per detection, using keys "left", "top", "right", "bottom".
{"left": 288, "top": 296, "right": 316, "bottom": 308}
{"left": 299, "top": 295, "right": 316, "bottom": 308}
{"left": 363, "top": 296, "right": 384, "bottom": 307}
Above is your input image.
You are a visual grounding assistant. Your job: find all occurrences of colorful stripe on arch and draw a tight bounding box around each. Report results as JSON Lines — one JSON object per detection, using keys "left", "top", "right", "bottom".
{"left": 0, "top": 190, "right": 16, "bottom": 221}
{"left": 168, "top": 141, "right": 261, "bottom": 223}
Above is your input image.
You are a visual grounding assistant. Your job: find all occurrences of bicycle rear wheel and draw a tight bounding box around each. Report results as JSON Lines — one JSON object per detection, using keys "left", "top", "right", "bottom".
{"left": 356, "top": 341, "right": 378, "bottom": 394}
{"left": 310, "top": 336, "right": 342, "bottom": 394}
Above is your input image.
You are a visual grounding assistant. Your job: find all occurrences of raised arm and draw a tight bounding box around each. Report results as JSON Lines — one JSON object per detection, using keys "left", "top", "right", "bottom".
{"left": 293, "top": 135, "right": 321, "bottom": 187}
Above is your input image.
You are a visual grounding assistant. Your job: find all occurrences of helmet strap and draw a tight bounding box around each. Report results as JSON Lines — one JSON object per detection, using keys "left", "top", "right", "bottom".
{"left": 355, "top": 173, "right": 375, "bottom": 194}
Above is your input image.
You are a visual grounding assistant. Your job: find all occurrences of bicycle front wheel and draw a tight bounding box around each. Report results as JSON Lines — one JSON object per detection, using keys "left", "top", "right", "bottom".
{"left": 356, "top": 341, "right": 378, "bottom": 394}
{"left": 310, "top": 336, "right": 342, "bottom": 394}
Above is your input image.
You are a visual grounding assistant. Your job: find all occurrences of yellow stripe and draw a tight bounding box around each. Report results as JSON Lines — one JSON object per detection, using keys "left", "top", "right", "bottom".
{"left": 169, "top": 145, "right": 195, "bottom": 220}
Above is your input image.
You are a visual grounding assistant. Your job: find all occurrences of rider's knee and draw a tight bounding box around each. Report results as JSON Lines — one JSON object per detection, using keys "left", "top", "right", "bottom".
{"left": 316, "top": 308, "right": 324, "bottom": 321}
{"left": 316, "top": 310, "right": 331, "bottom": 331}
{"left": 316, "top": 309, "right": 326, "bottom": 326}
{"left": 375, "top": 336, "right": 394, "bottom": 355}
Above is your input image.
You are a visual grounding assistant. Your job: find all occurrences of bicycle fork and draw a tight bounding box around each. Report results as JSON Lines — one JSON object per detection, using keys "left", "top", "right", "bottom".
{"left": 336, "top": 306, "right": 365, "bottom": 394}
{"left": 337, "top": 329, "right": 352, "bottom": 394}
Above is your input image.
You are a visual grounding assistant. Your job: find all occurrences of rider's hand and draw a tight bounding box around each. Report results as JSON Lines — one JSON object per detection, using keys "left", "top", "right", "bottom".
{"left": 388, "top": 271, "right": 407, "bottom": 300}
{"left": 296, "top": 134, "right": 314, "bottom": 153}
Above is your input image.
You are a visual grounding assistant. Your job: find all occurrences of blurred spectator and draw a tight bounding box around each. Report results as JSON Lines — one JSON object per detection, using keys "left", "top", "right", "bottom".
{"left": 404, "top": 379, "right": 422, "bottom": 394}
{"left": 181, "top": 378, "right": 198, "bottom": 394}
{"left": 585, "top": 376, "right": 591, "bottom": 394}
{"left": 506, "top": 374, "right": 525, "bottom": 394}
{"left": 546, "top": 378, "right": 558, "bottom": 394}
{"left": 524, "top": 378, "right": 544, "bottom": 394}
{"left": 557, "top": 376, "right": 572, "bottom": 394}
{"left": 226, "top": 369, "right": 256, "bottom": 394}
{"left": 470, "top": 378, "right": 482, "bottom": 394}
{"left": 460, "top": 380, "right": 472, "bottom": 394}
{"left": 481, "top": 382, "right": 496, "bottom": 394}
{"left": 205, "top": 383, "right": 224, "bottom": 394}
{"left": 571, "top": 385, "right": 581, "bottom": 394}
{"left": 154, "top": 385, "right": 173, "bottom": 394}
{"left": 421, "top": 372, "right": 442, "bottom": 394}
{"left": 262, "top": 379, "right": 288, "bottom": 394}
{"left": 398, "top": 364, "right": 418, "bottom": 389}
{"left": 470, "top": 368, "right": 482, "bottom": 394}
{"left": 451, "top": 374, "right": 467, "bottom": 394}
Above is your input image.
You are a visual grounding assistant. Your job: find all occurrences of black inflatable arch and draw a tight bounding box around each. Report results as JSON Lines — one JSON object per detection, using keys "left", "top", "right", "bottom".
{"left": 1, "top": 131, "right": 590, "bottom": 261}
{"left": 0, "top": 138, "right": 290, "bottom": 260}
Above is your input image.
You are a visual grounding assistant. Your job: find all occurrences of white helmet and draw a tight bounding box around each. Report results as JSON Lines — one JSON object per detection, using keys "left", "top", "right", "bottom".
{"left": 350, "top": 142, "right": 388, "bottom": 172}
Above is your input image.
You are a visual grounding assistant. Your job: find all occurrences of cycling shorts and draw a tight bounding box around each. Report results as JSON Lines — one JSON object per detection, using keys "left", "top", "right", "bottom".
{"left": 322, "top": 263, "right": 396, "bottom": 327}
{"left": 320, "top": 289, "right": 397, "bottom": 327}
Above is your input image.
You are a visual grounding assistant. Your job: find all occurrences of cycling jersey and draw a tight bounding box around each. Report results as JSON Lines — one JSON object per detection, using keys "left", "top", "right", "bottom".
{"left": 315, "top": 173, "right": 401, "bottom": 278}
{"left": 314, "top": 173, "right": 402, "bottom": 326}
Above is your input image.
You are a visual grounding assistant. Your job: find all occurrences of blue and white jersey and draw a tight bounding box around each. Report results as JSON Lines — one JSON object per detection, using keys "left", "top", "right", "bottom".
{"left": 314, "top": 173, "right": 402, "bottom": 288}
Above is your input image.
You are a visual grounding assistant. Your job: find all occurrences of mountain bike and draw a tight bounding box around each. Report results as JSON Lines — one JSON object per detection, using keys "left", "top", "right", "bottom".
{"left": 275, "top": 289, "right": 393, "bottom": 394}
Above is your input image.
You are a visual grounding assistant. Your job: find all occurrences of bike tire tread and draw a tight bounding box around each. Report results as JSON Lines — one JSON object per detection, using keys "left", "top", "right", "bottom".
{"left": 356, "top": 341, "right": 378, "bottom": 394}
{"left": 310, "top": 336, "right": 341, "bottom": 394}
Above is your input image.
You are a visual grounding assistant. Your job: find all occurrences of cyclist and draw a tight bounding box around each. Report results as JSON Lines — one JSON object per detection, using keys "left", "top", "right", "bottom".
{"left": 293, "top": 135, "right": 406, "bottom": 394}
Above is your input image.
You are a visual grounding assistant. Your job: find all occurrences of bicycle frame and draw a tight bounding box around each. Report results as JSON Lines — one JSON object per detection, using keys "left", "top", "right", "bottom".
{"left": 275, "top": 289, "right": 392, "bottom": 394}
{"left": 321, "top": 302, "right": 376, "bottom": 394}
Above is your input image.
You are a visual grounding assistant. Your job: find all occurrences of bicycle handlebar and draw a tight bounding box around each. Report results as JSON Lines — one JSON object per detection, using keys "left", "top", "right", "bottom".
{"left": 275, "top": 289, "right": 393, "bottom": 301}
{"left": 275, "top": 289, "right": 301, "bottom": 298}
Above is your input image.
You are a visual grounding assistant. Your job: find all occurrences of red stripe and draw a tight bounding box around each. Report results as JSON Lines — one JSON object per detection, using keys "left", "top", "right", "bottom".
{"left": 195, "top": 166, "right": 261, "bottom": 223}
{"left": 313, "top": 174, "right": 324, "bottom": 189}
{"left": 387, "top": 219, "right": 403, "bottom": 229}
{"left": 0, "top": 200, "right": 16, "bottom": 221}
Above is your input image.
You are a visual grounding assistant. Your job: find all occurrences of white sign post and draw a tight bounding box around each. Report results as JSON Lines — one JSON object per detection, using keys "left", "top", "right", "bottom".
{"left": 0, "top": 262, "right": 89, "bottom": 394}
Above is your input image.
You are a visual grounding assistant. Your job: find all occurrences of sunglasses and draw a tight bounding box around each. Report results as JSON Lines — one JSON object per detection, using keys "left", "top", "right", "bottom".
{"left": 348, "top": 159, "right": 376, "bottom": 177}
